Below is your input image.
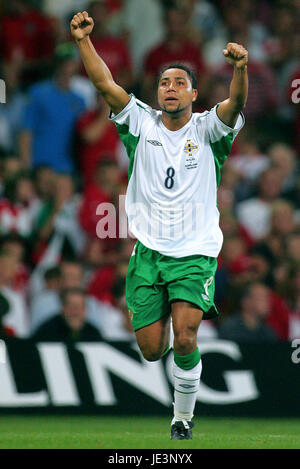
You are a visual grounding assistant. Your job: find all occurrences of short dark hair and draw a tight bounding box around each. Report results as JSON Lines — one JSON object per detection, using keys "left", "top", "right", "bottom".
{"left": 44, "top": 266, "right": 61, "bottom": 282}
{"left": 157, "top": 63, "right": 198, "bottom": 90}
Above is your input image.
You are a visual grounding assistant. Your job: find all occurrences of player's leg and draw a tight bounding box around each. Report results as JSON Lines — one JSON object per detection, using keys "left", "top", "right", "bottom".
{"left": 160, "top": 253, "right": 218, "bottom": 439}
{"left": 126, "top": 240, "right": 172, "bottom": 361}
{"left": 135, "top": 312, "right": 171, "bottom": 361}
{"left": 170, "top": 301, "right": 203, "bottom": 439}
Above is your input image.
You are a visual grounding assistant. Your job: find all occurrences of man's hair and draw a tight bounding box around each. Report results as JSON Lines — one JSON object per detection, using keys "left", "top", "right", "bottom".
{"left": 157, "top": 63, "right": 198, "bottom": 90}
{"left": 44, "top": 266, "right": 61, "bottom": 282}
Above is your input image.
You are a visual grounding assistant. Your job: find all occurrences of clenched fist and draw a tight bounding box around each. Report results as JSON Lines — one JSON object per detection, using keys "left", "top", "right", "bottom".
{"left": 222, "top": 43, "right": 248, "bottom": 69}
{"left": 70, "top": 11, "right": 94, "bottom": 41}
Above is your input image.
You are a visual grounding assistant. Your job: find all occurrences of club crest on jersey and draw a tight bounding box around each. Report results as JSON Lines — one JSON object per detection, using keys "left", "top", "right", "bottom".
{"left": 184, "top": 139, "right": 199, "bottom": 170}
{"left": 184, "top": 139, "right": 198, "bottom": 156}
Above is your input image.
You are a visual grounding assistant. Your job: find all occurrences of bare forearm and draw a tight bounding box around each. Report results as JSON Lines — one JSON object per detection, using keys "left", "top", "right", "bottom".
{"left": 229, "top": 65, "right": 248, "bottom": 110}
{"left": 217, "top": 43, "right": 249, "bottom": 127}
{"left": 71, "top": 11, "right": 129, "bottom": 114}
{"left": 76, "top": 36, "right": 113, "bottom": 92}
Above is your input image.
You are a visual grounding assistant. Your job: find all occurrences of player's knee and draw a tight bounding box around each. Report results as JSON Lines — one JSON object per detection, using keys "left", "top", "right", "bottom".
{"left": 140, "top": 347, "right": 163, "bottom": 362}
{"left": 173, "top": 330, "right": 196, "bottom": 355}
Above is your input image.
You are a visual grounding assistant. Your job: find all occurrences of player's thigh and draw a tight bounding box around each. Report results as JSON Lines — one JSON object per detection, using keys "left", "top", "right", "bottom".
{"left": 164, "top": 254, "right": 219, "bottom": 322}
{"left": 135, "top": 312, "right": 171, "bottom": 359}
{"left": 126, "top": 241, "right": 170, "bottom": 334}
{"left": 171, "top": 300, "right": 203, "bottom": 335}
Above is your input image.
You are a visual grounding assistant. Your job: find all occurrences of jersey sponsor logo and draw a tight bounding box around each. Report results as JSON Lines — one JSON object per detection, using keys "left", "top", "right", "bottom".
{"left": 147, "top": 140, "right": 162, "bottom": 146}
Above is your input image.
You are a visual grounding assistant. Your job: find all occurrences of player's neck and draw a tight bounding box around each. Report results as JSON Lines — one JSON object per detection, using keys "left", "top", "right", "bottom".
{"left": 161, "top": 108, "right": 192, "bottom": 131}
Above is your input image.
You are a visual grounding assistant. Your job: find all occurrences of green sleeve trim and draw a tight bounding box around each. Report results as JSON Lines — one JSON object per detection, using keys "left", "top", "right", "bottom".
{"left": 210, "top": 132, "right": 234, "bottom": 186}
{"left": 115, "top": 123, "right": 140, "bottom": 181}
{"left": 174, "top": 348, "right": 201, "bottom": 370}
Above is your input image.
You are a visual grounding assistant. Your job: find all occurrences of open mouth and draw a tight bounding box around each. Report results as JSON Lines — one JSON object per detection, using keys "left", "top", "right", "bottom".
{"left": 165, "top": 97, "right": 178, "bottom": 102}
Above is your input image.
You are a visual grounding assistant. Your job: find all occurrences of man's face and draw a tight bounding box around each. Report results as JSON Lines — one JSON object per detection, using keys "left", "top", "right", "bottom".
{"left": 243, "top": 284, "right": 270, "bottom": 318}
{"left": 61, "top": 263, "right": 83, "bottom": 289}
{"left": 157, "top": 68, "right": 197, "bottom": 115}
{"left": 62, "top": 293, "right": 86, "bottom": 331}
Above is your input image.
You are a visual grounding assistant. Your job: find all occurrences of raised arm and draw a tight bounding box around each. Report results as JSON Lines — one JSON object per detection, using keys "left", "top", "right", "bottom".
{"left": 217, "top": 43, "right": 248, "bottom": 128}
{"left": 70, "top": 11, "right": 130, "bottom": 115}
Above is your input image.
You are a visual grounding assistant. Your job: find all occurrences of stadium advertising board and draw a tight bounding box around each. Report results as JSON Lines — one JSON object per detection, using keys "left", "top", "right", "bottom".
{"left": 0, "top": 339, "right": 299, "bottom": 417}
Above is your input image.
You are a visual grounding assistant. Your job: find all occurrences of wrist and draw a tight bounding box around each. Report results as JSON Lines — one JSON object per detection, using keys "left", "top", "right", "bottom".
{"left": 234, "top": 64, "right": 247, "bottom": 71}
{"left": 75, "top": 35, "right": 90, "bottom": 45}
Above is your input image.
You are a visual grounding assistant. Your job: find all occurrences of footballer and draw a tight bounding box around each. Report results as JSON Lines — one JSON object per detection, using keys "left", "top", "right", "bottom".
{"left": 71, "top": 11, "right": 248, "bottom": 440}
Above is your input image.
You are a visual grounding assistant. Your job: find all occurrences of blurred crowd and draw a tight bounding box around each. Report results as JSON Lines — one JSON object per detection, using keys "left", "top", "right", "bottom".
{"left": 0, "top": 0, "right": 299, "bottom": 344}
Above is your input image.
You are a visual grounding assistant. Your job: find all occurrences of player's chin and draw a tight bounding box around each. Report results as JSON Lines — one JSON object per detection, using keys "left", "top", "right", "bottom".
{"left": 162, "top": 102, "right": 181, "bottom": 113}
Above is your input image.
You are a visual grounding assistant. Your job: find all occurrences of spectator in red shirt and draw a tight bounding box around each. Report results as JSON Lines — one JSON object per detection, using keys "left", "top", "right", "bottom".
{"left": 142, "top": 4, "right": 207, "bottom": 107}
{"left": 79, "top": 159, "right": 122, "bottom": 255}
{"left": 0, "top": 173, "right": 39, "bottom": 239}
{"left": 87, "top": 239, "right": 135, "bottom": 306}
{"left": 0, "top": 0, "right": 55, "bottom": 84}
{"left": 82, "top": 0, "right": 134, "bottom": 91}
{"left": 76, "top": 95, "right": 120, "bottom": 186}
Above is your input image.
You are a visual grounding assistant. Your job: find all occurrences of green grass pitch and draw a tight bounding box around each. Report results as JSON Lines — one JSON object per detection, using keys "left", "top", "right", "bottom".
{"left": 0, "top": 416, "right": 300, "bottom": 449}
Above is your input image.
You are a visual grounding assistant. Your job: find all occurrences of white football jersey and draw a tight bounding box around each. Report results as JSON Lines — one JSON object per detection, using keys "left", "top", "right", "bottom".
{"left": 110, "top": 95, "right": 244, "bottom": 258}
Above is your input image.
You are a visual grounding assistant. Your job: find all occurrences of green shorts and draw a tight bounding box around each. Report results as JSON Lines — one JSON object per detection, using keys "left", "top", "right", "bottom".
{"left": 126, "top": 240, "right": 219, "bottom": 332}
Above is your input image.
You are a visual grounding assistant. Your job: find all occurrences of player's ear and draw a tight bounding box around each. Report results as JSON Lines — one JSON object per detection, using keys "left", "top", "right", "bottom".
{"left": 192, "top": 89, "right": 198, "bottom": 102}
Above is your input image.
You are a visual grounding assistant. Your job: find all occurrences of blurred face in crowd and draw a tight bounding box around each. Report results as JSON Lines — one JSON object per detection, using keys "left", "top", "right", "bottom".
{"left": 269, "top": 144, "right": 295, "bottom": 179}
{"left": 242, "top": 284, "right": 270, "bottom": 318}
{"left": 157, "top": 68, "right": 197, "bottom": 116}
{"left": 89, "top": 0, "right": 108, "bottom": 32}
{"left": 95, "top": 162, "right": 120, "bottom": 194}
{"left": 16, "top": 177, "right": 36, "bottom": 205}
{"left": 84, "top": 239, "right": 105, "bottom": 267}
{"left": 57, "top": 59, "right": 79, "bottom": 83}
{"left": 259, "top": 169, "right": 282, "bottom": 201}
{"left": 248, "top": 254, "right": 269, "bottom": 281}
{"left": 61, "top": 263, "right": 83, "bottom": 289}
{"left": 221, "top": 236, "right": 246, "bottom": 264}
{"left": 165, "top": 8, "right": 187, "bottom": 38}
{"left": 207, "top": 81, "right": 228, "bottom": 110}
{"left": 272, "top": 6, "right": 295, "bottom": 35}
{"left": 35, "top": 167, "right": 56, "bottom": 200}
{"left": 223, "top": 6, "right": 248, "bottom": 34}
{"left": 2, "top": 157, "right": 21, "bottom": 182}
{"left": 45, "top": 274, "right": 61, "bottom": 291}
{"left": 62, "top": 292, "right": 86, "bottom": 331}
{"left": 1, "top": 240, "right": 24, "bottom": 263}
{"left": 0, "top": 254, "right": 19, "bottom": 286}
{"left": 55, "top": 174, "right": 74, "bottom": 206}
{"left": 271, "top": 202, "right": 294, "bottom": 236}
{"left": 287, "top": 235, "right": 300, "bottom": 262}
